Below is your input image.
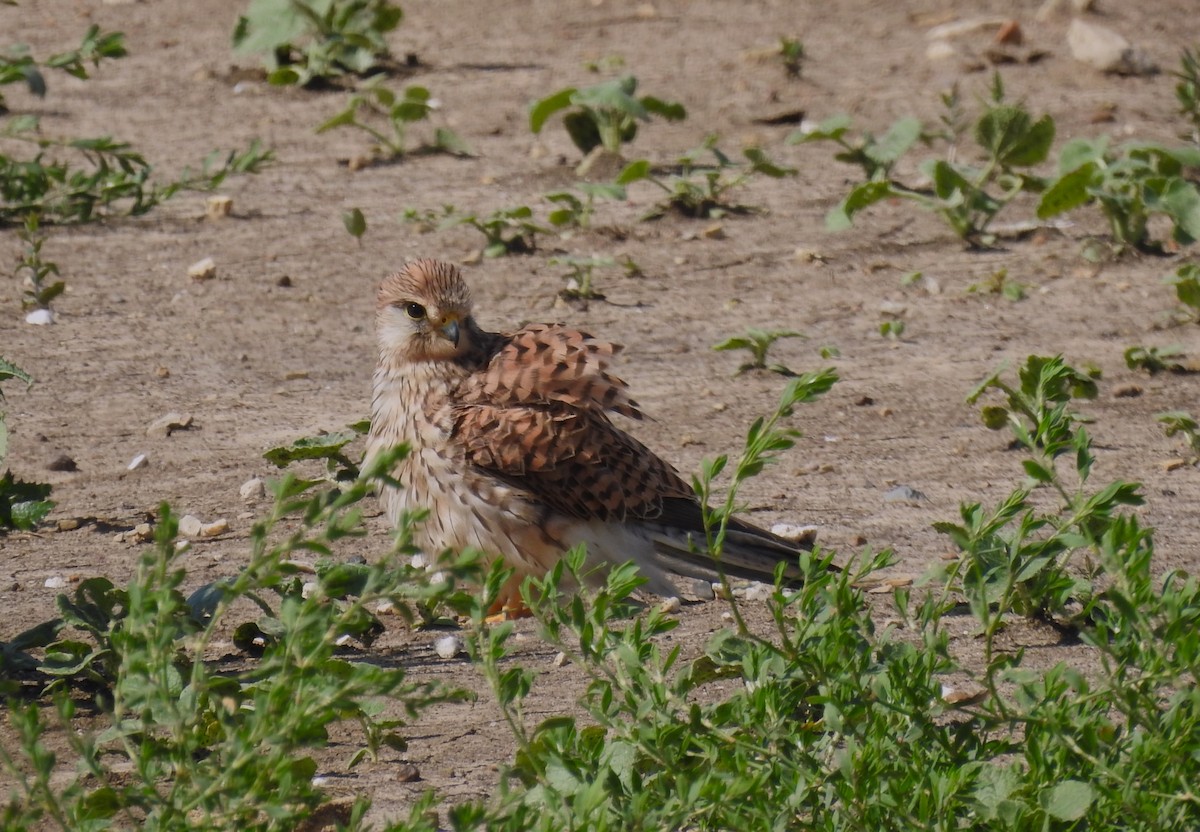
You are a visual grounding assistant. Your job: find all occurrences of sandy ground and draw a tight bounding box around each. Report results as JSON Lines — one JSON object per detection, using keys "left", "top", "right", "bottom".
{"left": 3, "top": 0, "right": 1200, "bottom": 822}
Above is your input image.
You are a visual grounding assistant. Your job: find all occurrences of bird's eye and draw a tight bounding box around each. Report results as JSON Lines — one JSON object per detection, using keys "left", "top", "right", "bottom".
{"left": 403, "top": 302, "right": 426, "bottom": 320}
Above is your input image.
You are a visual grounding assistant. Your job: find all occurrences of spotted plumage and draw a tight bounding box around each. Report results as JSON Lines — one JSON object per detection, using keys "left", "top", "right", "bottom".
{"left": 366, "top": 259, "right": 815, "bottom": 608}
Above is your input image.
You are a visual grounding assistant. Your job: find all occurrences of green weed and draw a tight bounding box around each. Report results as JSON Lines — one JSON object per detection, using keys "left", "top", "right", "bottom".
{"left": 0, "top": 25, "right": 126, "bottom": 109}
{"left": 798, "top": 76, "right": 1054, "bottom": 248}
{"left": 550, "top": 255, "right": 616, "bottom": 301}
{"left": 1175, "top": 46, "right": 1200, "bottom": 146}
{"left": 402, "top": 204, "right": 546, "bottom": 257}
{"left": 1, "top": 448, "right": 479, "bottom": 829}
{"left": 232, "top": 0, "right": 404, "bottom": 87}
{"left": 1157, "top": 410, "right": 1200, "bottom": 461}
{"left": 618, "top": 137, "right": 796, "bottom": 219}
{"left": 1124, "top": 344, "right": 1189, "bottom": 374}
{"left": 545, "top": 181, "right": 626, "bottom": 230}
{"left": 1037, "top": 137, "right": 1200, "bottom": 254}
{"left": 0, "top": 357, "right": 53, "bottom": 532}
{"left": 530, "top": 75, "right": 686, "bottom": 156}
{"left": 317, "top": 80, "right": 469, "bottom": 161}
{"left": 713, "top": 328, "right": 805, "bottom": 375}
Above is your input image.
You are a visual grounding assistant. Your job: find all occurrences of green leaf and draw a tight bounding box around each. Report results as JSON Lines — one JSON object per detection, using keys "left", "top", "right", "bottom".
{"left": 529, "top": 87, "right": 578, "bottom": 134}
{"left": 434, "top": 127, "right": 472, "bottom": 156}
{"left": 640, "top": 95, "right": 687, "bottom": 121}
{"left": 1040, "top": 780, "right": 1094, "bottom": 821}
{"left": 788, "top": 113, "right": 852, "bottom": 144}
{"left": 342, "top": 207, "right": 366, "bottom": 239}
{"left": 866, "top": 117, "right": 921, "bottom": 166}
{"left": 1037, "top": 163, "right": 1096, "bottom": 219}
{"left": 1160, "top": 178, "right": 1200, "bottom": 241}
{"left": 743, "top": 147, "right": 796, "bottom": 178}
{"left": 979, "top": 109, "right": 1055, "bottom": 167}
{"left": 828, "top": 180, "right": 895, "bottom": 229}
{"left": 1058, "top": 137, "right": 1107, "bottom": 174}
{"left": 263, "top": 432, "right": 356, "bottom": 467}
{"left": 616, "top": 158, "right": 652, "bottom": 185}
{"left": 316, "top": 107, "right": 358, "bottom": 134}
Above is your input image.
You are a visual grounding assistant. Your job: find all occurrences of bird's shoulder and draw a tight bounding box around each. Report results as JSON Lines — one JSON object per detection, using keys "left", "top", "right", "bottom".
{"left": 456, "top": 322, "right": 643, "bottom": 419}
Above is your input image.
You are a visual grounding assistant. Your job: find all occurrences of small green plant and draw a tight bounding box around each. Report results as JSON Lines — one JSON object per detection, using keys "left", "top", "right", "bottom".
{"left": 14, "top": 213, "right": 62, "bottom": 311}
{"left": 937, "top": 356, "right": 1118, "bottom": 635}
{"left": 1164, "top": 261, "right": 1200, "bottom": 322}
{"left": 550, "top": 255, "right": 616, "bottom": 301}
{"left": 618, "top": 138, "right": 796, "bottom": 219}
{"left": 0, "top": 25, "right": 126, "bottom": 109}
{"left": 967, "top": 267, "right": 1028, "bottom": 301}
{"left": 0, "top": 358, "right": 53, "bottom": 532}
{"left": 529, "top": 75, "right": 686, "bottom": 156}
{"left": 796, "top": 75, "right": 1054, "bottom": 247}
{"left": 263, "top": 420, "right": 369, "bottom": 483}
{"left": 403, "top": 204, "right": 546, "bottom": 257}
{"left": 1037, "top": 136, "right": 1200, "bottom": 254}
{"left": 713, "top": 328, "right": 805, "bottom": 375}
{"left": 232, "top": 0, "right": 404, "bottom": 87}
{"left": 1124, "top": 344, "right": 1189, "bottom": 374}
{"left": 342, "top": 206, "right": 366, "bottom": 239}
{"left": 545, "top": 181, "right": 626, "bottom": 230}
{"left": 0, "top": 124, "right": 273, "bottom": 225}
{"left": 1157, "top": 411, "right": 1200, "bottom": 461}
{"left": 317, "top": 80, "right": 469, "bottom": 161}
{"left": 1175, "top": 46, "right": 1200, "bottom": 146}
{"left": 0, "top": 449, "right": 479, "bottom": 827}
{"left": 778, "top": 37, "right": 805, "bottom": 79}
{"left": 879, "top": 319, "right": 905, "bottom": 339}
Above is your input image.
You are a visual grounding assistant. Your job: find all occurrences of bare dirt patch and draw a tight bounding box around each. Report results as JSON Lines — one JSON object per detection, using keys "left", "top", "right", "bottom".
{"left": 3, "top": 0, "right": 1200, "bottom": 822}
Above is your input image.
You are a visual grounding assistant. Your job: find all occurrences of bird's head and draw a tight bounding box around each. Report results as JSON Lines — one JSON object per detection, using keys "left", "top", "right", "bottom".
{"left": 376, "top": 259, "right": 475, "bottom": 365}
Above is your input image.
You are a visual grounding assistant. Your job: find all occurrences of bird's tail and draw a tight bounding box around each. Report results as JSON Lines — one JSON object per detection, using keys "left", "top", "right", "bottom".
{"left": 645, "top": 514, "right": 826, "bottom": 588}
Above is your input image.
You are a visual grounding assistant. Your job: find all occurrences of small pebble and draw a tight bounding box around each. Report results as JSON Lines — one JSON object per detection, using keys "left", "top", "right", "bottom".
{"left": 658, "top": 596, "right": 682, "bottom": 614}
{"left": 395, "top": 764, "right": 421, "bottom": 783}
{"left": 434, "top": 635, "right": 463, "bottom": 660}
{"left": 552, "top": 651, "right": 570, "bottom": 668}
{"left": 205, "top": 195, "right": 233, "bottom": 220}
{"left": 884, "top": 485, "right": 927, "bottom": 505}
{"left": 178, "top": 514, "right": 204, "bottom": 538}
{"left": 147, "top": 412, "right": 193, "bottom": 438}
{"left": 188, "top": 257, "right": 217, "bottom": 281}
{"left": 334, "top": 634, "right": 353, "bottom": 647}
{"left": 44, "top": 576, "right": 68, "bottom": 589}
{"left": 240, "top": 477, "right": 266, "bottom": 501}
{"left": 376, "top": 599, "right": 397, "bottom": 615}
{"left": 201, "top": 518, "right": 228, "bottom": 537}
{"left": 133, "top": 523, "right": 152, "bottom": 541}
{"left": 128, "top": 453, "right": 149, "bottom": 471}
{"left": 770, "top": 523, "right": 818, "bottom": 545}
{"left": 25, "top": 308, "right": 54, "bottom": 326}
{"left": 742, "top": 583, "right": 770, "bottom": 602}
{"left": 57, "top": 518, "right": 81, "bottom": 532}
{"left": 691, "top": 578, "right": 716, "bottom": 600}
{"left": 302, "top": 580, "right": 318, "bottom": 600}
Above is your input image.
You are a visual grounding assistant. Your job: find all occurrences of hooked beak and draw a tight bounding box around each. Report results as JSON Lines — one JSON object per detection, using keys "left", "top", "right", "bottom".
{"left": 439, "top": 317, "right": 461, "bottom": 347}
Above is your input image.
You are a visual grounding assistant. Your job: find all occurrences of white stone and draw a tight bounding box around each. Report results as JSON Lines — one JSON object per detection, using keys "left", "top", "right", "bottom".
{"left": 44, "top": 575, "right": 67, "bottom": 589}
{"left": 201, "top": 518, "right": 228, "bottom": 537}
{"left": 302, "top": 580, "right": 318, "bottom": 600}
{"left": 178, "top": 514, "right": 204, "bottom": 538}
{"left": 25, "top": 308, "right": 54, "bottom": 326}
{"left": 770, "top": 523, "right": 819, "bottom": 545}
{"left": 658, "top": 596, "right": 682, "bottom": 614}
{"left": 433, "top": 635, "right": 462, "bottom": 659}
{"left": 127, "top": 453, "right": 149, "bottom": 471}
{"left": 188, "top": 257, "right": 217, "bottom": 281}
{"left": 552, "top": 651, "right": 570, "bottom": 667}
{"left": 240, "top": 477, "right": 266, "bottom": 501}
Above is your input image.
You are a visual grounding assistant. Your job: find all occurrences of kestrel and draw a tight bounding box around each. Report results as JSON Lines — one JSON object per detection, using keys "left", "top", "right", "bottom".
{"left": 366, "top": 259, "right": 815, "bottom": 611}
